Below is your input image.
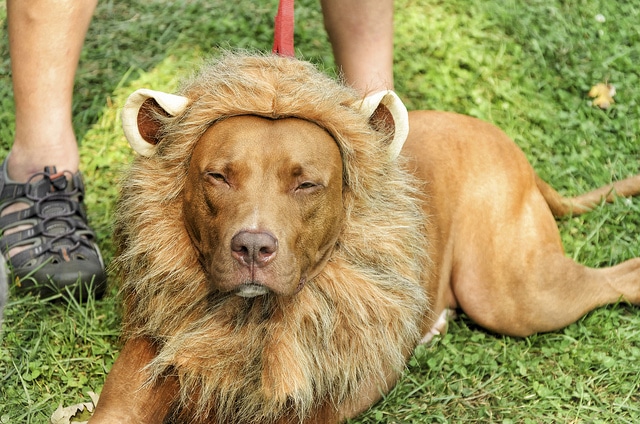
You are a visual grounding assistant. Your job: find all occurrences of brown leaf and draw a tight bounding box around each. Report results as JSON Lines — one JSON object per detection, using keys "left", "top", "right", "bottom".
{"left": 50, "top": 392, "right": 99, "bottom": 424}
{"left": 588, "top": 82, "right": 616, "bottom": 109}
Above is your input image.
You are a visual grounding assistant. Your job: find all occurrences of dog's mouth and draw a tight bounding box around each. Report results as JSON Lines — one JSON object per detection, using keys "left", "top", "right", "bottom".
{"left": 235, "top": 283, "right": 270, "bottom": 298}
{"left": 234, "top": 277, "right": 308, "bottom": 298}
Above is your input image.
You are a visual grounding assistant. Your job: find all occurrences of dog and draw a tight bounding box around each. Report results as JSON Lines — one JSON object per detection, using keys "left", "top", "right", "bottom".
{"left": 89, "top": 53, "right": 640, "bottom": 423}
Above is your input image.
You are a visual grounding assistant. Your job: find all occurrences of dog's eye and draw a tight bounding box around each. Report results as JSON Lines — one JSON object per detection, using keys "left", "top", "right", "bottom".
{"left": 206, "top": 172, "right": 228, "bottom": 185}
{"left": 296, "top": 181, "right": 319, "bottom": 191}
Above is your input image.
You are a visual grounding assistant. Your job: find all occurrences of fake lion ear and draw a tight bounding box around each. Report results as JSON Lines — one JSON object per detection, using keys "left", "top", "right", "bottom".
{"left": 121, "top": 88, "right": 190, "bottom": 156}
{"left": 359, "top": 90, "right": 409, "bottom": 159}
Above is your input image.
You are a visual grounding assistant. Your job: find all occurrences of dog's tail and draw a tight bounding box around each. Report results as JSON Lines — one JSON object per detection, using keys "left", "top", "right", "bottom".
{"left": 536, "top": 174, "right": 640, "bottom": 217}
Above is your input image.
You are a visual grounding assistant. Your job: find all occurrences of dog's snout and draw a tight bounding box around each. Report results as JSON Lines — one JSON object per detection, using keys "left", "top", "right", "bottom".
{"left": 231, "top": 231, "right": 278, "bottom": 267}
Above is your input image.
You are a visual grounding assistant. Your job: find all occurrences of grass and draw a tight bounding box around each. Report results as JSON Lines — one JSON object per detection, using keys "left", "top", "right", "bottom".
{"left": 1, "top": 0, "right": 639, "bottom": 422}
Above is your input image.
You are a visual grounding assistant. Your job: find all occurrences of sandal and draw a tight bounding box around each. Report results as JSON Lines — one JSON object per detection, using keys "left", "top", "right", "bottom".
{"left": 0, "top": 159, "right": 106, "bottom": 299}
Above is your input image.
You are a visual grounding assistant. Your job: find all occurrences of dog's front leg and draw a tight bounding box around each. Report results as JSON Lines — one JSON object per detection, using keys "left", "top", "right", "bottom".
{"left": 89, "top": 337, "right": 179, "bottom": 423}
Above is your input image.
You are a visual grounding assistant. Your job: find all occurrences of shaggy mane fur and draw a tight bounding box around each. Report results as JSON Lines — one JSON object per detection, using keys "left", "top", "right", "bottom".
{"left": 114, "top": 52, "right": 431, "bottom": 423}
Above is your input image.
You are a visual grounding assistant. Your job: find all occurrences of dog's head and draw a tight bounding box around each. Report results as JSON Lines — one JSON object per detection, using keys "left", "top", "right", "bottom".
{"left": 115, "top": 53, "right": 428, "bottom": 421}
{"left": 120, "top": 54, "right": 409, "bottom": 299}
{"left": 182, "top": 114, "right": 344, "bottom": 298}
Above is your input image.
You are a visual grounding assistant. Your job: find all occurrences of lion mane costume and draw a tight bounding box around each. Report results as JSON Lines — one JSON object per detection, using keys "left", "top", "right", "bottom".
{"left": 114, "top": 53, "right": 431, "bottom": 422}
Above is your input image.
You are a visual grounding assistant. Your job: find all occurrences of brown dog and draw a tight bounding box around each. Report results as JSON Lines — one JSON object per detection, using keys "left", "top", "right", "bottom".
{"left": 89, "top": 54, "right": 640, "bottom": 423}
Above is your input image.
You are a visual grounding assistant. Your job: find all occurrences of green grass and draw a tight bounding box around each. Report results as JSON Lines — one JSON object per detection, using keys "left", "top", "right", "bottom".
{"left": 1, "top": 0, "right": 639, "bottom": 422}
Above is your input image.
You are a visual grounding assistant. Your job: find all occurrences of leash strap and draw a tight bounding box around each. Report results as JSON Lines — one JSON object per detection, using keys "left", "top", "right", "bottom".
{"left": 272, "top": 0, "right": 295, "bottom": 56}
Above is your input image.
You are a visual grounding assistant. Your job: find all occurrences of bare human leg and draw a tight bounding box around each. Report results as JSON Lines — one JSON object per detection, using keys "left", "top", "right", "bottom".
{"left": 6, "top": 0, "right": 97, "bottom": 182}
{"left": 2, "top": 0, "right": 106, "bottom": 298}
{"left": 321, "top": 0, "right": 394, "bottom": 95}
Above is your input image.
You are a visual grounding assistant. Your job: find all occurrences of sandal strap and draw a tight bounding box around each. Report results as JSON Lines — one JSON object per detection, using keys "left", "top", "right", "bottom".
{"left": 0, "top": 184, "right": 27, "bottom": 202}
{"left": 0, "top": 205, "right": 37, "bottom": 229}
{"left": 8, "top": 231, "right": 96, "bottom": 267}
{"left": 0, "top": 220, "right": 46, "bottom": 251}
{"left": 0, "top": 194, "right": 87, "bottom": 228}
{"left": 0, "top": 166, "right": 69, "bottom": 200}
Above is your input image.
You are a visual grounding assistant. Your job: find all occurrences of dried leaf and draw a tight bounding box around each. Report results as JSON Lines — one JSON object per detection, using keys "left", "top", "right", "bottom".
{"left": 588, "top": 82, "right": 616, "bottom": 109}
{"left": 50, "top": 392, "right": 100, "bottom": 424}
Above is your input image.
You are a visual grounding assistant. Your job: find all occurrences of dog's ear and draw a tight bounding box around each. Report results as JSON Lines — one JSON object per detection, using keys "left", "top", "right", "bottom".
{"left": 359, "top": 90, "right": 409, "bottom": 159}
{"left": 121, "top": 88, "right": 190, "bottom": 156}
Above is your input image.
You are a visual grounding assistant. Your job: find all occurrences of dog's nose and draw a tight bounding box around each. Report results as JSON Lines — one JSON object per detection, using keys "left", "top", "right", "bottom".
{"left": 231, "top": 231, "right": 278, "bottom": 267}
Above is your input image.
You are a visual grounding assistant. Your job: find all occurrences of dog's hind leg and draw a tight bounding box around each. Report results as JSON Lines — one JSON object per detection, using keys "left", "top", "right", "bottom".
{"left": 451, "top": 229, "right": 640, "bottom": 338}
{"left": 404, "top": 110, "right": 640, "bottom": 338}
{"left": 511, "top": 256, "right": 639, "bottom": 336}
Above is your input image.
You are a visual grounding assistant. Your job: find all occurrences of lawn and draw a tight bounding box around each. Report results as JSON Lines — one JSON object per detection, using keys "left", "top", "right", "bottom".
{"left": 1, "top": 0, "right": 639, "bottom": 422}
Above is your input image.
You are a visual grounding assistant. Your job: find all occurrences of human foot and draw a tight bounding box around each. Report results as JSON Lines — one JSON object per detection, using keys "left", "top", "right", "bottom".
{"left": 0, "top": 160, "right": 106, "bottom": 298}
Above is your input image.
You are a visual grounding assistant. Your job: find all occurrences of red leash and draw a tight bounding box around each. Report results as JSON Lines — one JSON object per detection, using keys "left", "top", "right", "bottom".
{"left": 272, "top": 0, "right": 295, "bottom": 56}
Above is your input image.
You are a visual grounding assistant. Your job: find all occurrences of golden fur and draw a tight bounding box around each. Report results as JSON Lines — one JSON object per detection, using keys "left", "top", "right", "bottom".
{"left": 113, "top": 53, "right": 432, "bottom": 423}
